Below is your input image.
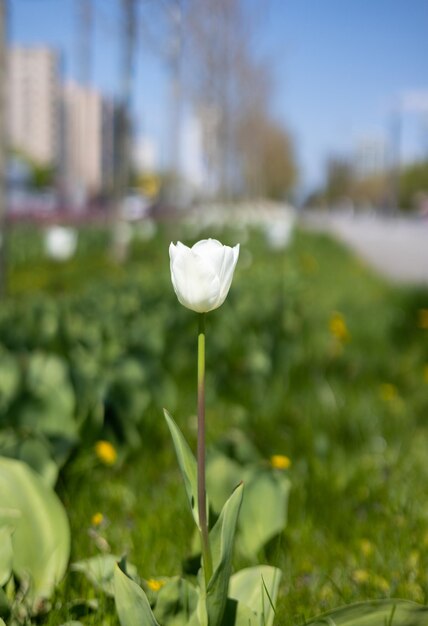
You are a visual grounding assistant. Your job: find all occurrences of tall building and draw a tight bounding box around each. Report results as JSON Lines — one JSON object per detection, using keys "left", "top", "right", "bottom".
{"left": 61, "top": 82, "right": 103, "bottom": 199}
{"left": 8, "top": 46, "right": 118, "bottom": 202}
{"left": 8, "top": 46, "right": 60, "bottom": 165}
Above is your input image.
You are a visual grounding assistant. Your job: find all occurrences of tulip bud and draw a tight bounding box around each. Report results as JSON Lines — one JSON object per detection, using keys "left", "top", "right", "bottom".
{"left": 169, "top": 239, "right": 240, "bottom": 313}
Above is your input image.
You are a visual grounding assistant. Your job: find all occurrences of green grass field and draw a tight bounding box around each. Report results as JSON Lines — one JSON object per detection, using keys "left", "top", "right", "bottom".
{"left": 2, "top": 223, "right": 428, "bottom": 625}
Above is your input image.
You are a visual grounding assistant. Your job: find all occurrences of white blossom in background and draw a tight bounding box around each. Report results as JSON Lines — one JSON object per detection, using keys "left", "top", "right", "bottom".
{"left": 44, "top": 226, "right": 78, "bottom": 261}
{"left": 264, "top": 213, "right": 296, "bottom": 250}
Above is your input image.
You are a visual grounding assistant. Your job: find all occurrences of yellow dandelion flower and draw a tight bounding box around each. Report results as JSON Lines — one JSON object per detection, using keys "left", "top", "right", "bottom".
{"left": 407, "top": 550, "right": 420, "bottom": 570}
{"left": 372, "top": 574, "right": 390, "bottom": 593}
{"left": 402, "top": 581, "right": 424, "bottom": 603}
{"left": 352, "top": 569, "right": 370, "bottom": 585}
{"left": 379, "top": 383, "right": 397, "bottom": 403}
{"left": 91, "top": 512, "right": 104, "bottom": 527}
{"left": 270, "top": 454, "right": 292, "bottom": 470}
{"left": 418, "top": 309, "right": 428, "bottom": 329}
{"left": 147, "top": 579, "right": 165, "bottom": 592}
{"left": 359, "top": 539, "right": 374, "bottom": 557}
{"left": 329, "top": 312, "right": 350, "bottom": 342}
{"left": 423, "top": 365, "right": 428, "bottom": 384}
{"left": 95, "top": 440, "right": 117, "bottom": 466}
{"left": 319, "top": 583, "right": 334, "bottom": 602}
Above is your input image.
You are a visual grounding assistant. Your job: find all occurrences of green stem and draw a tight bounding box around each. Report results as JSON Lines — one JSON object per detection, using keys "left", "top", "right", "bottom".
{"left": 198, "top": 312, "right": 213, "bottom": 585}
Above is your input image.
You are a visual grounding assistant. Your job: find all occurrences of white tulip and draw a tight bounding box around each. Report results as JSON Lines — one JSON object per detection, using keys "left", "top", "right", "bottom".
{"left": 44, "top": 226, "right": 78, "bottom": 261}
{"left": 169, "top": 239, "right": 240, "bottom": 313}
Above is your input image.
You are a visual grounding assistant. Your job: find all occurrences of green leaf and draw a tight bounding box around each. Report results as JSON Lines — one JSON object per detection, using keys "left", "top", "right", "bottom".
{"left": 206, "top": 453, "right": 290, "bottom": 560}
{"left": 237, "top": 469, "right": 290, "bottom": 559}
{"left": 18, "top": 438, "right": 59, "bottom": 487}
{"left": 0, "top": 619, "right": 6, "bottom": 626}
{"left": 0, "top": 433, "right": 59, "bottom": 487}
{"left": 305, "top": 599, "right": 428, "bottom": 625}
{"left": 206, "top": 483, "right": 244, "bottom": 626}
{"left": 206, "top": 454, "right": 243, "bottom": 513}
{"left": 0, "top": 586, "right": 9, "bottom": 620}
{"left": 228, "top": 566, "right": 282, "bottom": 626}
{"left": 0, "top": 456, "right": 70, "bottom": 602}
{"left": 221, "top": 598, "right": 257, "bottom": 626}
{"left": 114, "top": 564, "right": 160, "bottom": 626}
{"left": 164, "top": 409, "right": 204, "bottom": 528}
{"left": 0, "top": 526, "right": 13, "bottom": 587}
{"left": 153, "top": 576, "right": 199, "bottom": 626}
{"left": 72, "top": 554, "right": 138, "bottom": 597}
{"left": 17, "top": 353, "right": 77, "bottom": 439}
{"left": 0, "top": 349, "right": 20, "bottom": 413}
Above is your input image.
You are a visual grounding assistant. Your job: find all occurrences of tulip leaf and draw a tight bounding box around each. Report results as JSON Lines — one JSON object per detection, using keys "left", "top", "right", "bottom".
{"left": 0, "top": 526, "right": 13, "bottom": 587}
{"left": 206, "top": 454, "right": 242, "bottom": 513}
{"left": 153, "top": 576, "right": 199, "bottom": 625}
{"left": 164, "top": 409, "right": 203, "bottom": 529}
{"left": 114, "top": 564, "right": 160, "bottom": 626}
{"left": 206, "top": 483, "right": 243, "bottom": 626}
{"left": 17, "top": 438, "right": 59, "bottom": 487}
{"left": 305, "top": 599, "right": 428, "bottom": 625}
{"left": 206, "top": 449, "right": 290, "bottom": 561}
{"left": 221, "top": 598, "right": 258, "bottom": 626}
{"left": 237, "top": 469, "right": 290, "bottom": 560}
{"left": 72, "top": 554, "right": 138, "bottom": 597}
{"left": 0, "top": 456, "right": 70, "bottom": 602}
{"left": 228, "top": 566, "right": 282, "bottom": 626}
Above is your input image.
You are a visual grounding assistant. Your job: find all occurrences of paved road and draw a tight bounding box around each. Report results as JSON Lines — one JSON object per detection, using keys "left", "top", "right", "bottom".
{"left": 301, "top": 212, "right": 428, "bottom": 285}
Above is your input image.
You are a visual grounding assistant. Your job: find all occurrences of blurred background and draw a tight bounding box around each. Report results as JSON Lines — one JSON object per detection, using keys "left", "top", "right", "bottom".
{"left": 0, "top": 0, "right": 427, "bottom": 289}
{"left": 2, "top": 0, "right": 428, "bottom": 203}
{"left": 1, "top": 0, "right": 298, "bottom": 220}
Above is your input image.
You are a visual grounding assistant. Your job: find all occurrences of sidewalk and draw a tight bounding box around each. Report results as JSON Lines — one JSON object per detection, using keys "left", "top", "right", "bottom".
{"left": 301, "top": 211, "right": 428, "bottom": 285}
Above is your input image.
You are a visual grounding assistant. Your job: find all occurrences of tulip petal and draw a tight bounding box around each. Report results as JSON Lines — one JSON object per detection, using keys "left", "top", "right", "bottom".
{"left": 192, "top": 239, "right": 225, "bottom": 278}
{"left": 171, "top": 245, "right": 221, "bottom": 313}
{"left": 218, "top": 244, "right": 240, "bottom": 302}
{"left": 193, "top": 240, "right": 239, "bottom": 307}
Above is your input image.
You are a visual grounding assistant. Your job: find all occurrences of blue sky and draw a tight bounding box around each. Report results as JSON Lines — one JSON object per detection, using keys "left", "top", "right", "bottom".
{"left": 10, "top": 0, "right": 428, "bottom": 192}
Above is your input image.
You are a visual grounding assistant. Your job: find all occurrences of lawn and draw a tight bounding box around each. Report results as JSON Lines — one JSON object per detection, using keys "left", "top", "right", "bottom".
{"left": 1, "top": 222, "right": 428, "bottom": 625}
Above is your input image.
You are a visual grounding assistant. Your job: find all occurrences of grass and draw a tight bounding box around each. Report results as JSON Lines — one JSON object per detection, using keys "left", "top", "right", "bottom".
{"left": 3, "top": 224, "right": 428, "bottom": 624}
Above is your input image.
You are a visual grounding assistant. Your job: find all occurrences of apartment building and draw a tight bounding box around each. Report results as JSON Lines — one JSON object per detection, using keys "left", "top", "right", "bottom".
{"left": 8, "top": 46, "right": 59, "bottom": 165}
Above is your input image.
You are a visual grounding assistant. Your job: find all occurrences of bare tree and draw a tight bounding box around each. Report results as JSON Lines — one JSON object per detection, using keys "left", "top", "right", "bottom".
{"left": 111, "top": 0, "right": 137, "bottom": 262}
{"left": 182, "top": 0, "right": 296, "bottom": 201}
{"left": 183, "top": 0, "right": 249, "bottom": 197}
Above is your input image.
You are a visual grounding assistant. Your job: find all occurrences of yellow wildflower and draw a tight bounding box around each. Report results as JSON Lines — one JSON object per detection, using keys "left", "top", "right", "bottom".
{"left": 407, "top": 550, "right": 420, "bottom": 570}
{"left": 359, "top": 539, "right": 374, "bottom": 557}
{"left": 147, "top": 579, "right": 165, "bottom": 592}
{"left": 319, "top": 583, "right": 334, "bottom": 602}
{"left": 352, "top": 569, "right": 370, "bottom": 584}
{"left": 95, "top": 440, "right": 117, "bottom": 466}
{"left": 423, "top": 365, "right": 428, "bottom": 383}
{"left": 401, "top": 581, "right": 424, "bottom": 603}
{"left": 418, "top": 309, "right": 428, "bottom": 329}
{"left": 270, "top": 454, "right": 291, "bottom": 470}
{"left": 91, "top": 512, "right": 104, "bottom": 527}
{"left": 372, "top": 574, "right": 390, "bottom": 593}
{"left": 379, "top": 383, "right": 397, "bottom": 403}
{"left": 329, "top": 312, "right": 350, "bottom": 342}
